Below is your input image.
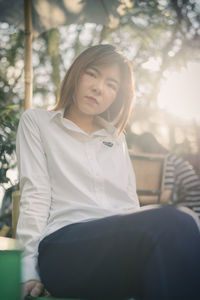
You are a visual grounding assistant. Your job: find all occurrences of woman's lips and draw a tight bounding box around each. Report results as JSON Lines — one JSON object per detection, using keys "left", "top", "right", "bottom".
{"left": 85, "top": 96, "right": 98, "bottom": 104}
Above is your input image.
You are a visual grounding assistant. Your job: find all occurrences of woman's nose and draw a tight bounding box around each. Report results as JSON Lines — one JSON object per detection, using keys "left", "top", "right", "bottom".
{"left": 92, "top": 80, "right": 104, "bottom": 95}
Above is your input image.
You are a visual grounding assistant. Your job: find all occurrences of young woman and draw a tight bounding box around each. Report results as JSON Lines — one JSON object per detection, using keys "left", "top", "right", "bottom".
{"left": 16, "top": 44, "right": 200, "bottom": 300}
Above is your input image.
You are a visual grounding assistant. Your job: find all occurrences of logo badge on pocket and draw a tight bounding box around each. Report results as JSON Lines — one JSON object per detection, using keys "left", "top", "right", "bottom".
{"left": 102, "top": 141, "right": 113, "bottom": 147}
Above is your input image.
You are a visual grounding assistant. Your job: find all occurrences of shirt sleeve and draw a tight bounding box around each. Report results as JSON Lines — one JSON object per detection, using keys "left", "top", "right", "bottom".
{"left": 164, "top": 155, "right": 175, "bottom": 191}
{"left": 175, "top": 157, "right": 200, "bottom": 210}
{"left": 16, "top": 109, "right": 51, "bottom": 282}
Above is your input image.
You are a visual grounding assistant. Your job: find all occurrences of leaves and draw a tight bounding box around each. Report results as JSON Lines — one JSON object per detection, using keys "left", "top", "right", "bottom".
{"left": 0, "top": 104, "right": 20, "bottom": 185}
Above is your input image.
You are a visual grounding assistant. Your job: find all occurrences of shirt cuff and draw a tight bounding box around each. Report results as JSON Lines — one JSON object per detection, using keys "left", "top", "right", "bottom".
{"left": 21, "top": 256, "right": 41, "bottom": 283}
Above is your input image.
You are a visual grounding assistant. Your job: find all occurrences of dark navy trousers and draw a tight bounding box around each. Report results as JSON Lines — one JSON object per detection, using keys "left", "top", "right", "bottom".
{"left": 38, "top": 205, "right": 200, "bottom": 300}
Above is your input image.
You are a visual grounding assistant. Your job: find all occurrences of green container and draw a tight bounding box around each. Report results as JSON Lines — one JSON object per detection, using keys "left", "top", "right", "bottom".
{"left": 0, "top": 237, "right": 23, "bottom": 300}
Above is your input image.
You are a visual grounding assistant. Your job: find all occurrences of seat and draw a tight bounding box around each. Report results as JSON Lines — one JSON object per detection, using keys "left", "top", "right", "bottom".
{"left": 12, "top": 190, "right": 21, "bottom": 238}
{"left": 129, "top": 151, "right": 166, "bottom": 206}
{"left": 0, "top": 224, "right": 11, "bottom": 237}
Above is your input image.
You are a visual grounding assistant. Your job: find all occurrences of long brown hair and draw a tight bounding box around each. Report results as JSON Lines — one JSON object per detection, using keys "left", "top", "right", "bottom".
{"left": 53, "top": 44, "right": 134, "bottom": 135}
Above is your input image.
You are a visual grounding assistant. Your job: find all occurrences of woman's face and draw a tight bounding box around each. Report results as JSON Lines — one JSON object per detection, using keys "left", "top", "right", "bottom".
{"left": 72, "top": 63, "right": 121, "bottom": 118}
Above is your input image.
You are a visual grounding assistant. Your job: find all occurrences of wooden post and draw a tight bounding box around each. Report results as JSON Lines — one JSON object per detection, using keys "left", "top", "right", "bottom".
{"left": 24, "top": 0, "right": 33, "bottom": 110}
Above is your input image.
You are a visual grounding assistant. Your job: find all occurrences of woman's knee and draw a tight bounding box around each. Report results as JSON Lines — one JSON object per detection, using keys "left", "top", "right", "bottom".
{"left": 155, "top": 205, "right": 199, "bottom": 234}
{"left": 126, "top": 205, "right": 199, "bottom": 238}
{"left": 176, "top": 204, "right": 200, "bottom": 230}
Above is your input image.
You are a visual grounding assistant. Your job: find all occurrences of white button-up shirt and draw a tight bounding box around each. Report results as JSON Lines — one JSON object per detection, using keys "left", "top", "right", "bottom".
{"left": 16, "top": 108, "right": 140, "bottom": 282}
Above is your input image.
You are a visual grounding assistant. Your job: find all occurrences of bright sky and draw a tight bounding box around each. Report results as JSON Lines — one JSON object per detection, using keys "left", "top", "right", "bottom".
{"left": 158, "top": 62, "right": 200, "bottom": 122}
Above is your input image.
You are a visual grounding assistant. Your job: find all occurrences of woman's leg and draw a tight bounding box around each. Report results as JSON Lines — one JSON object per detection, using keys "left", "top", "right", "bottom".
{"left": 38, "top": 205, "right": 200, "bottom": 299}
{"left": 140, "top": 205, "right": 200, "bottom": 300}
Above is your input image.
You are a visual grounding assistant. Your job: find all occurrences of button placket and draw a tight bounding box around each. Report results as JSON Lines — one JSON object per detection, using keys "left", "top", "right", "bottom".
{"left": 86, "top": 139, "right": 108, "bottom": 207}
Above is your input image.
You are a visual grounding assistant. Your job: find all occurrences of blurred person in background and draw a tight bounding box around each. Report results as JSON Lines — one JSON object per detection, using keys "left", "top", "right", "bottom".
{"left": 130, "top": 132, "right": 200, "bottom": 219}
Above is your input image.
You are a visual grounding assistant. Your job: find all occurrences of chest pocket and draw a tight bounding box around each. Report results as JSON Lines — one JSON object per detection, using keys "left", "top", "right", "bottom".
{"left": 96, "top": 139, "right": 128, "bottom": 187}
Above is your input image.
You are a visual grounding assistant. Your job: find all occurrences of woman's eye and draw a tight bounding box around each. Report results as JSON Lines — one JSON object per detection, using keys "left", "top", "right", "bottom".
{"left": 108, "top": 83, "right": 117, "bottom": 91}
{"left": 86, "top": 70, "right": 96, "bottom": 78}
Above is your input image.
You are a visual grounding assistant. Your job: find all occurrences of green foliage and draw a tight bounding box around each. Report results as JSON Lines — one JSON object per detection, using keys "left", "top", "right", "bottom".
{"left": 0, "top": 25, "right": 24, "bottom": 187}
{"left": 0, "top": 104, "right": 20, "bottom": 230}
{"left": 0, "top": 26, "right": 24, "bottom": 230}
{"left": 0, "top": 104, "right": 20, "bottom": 185}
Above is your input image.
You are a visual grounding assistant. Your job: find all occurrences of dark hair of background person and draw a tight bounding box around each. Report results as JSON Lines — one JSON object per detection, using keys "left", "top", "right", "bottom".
{"left": 130, "top": 132, "right": 169, "bottom": 154}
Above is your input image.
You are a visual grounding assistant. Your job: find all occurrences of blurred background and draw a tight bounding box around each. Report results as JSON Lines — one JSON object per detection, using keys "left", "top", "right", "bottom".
{"left": 0, "top": 0, "right": 200, "bottom": 226}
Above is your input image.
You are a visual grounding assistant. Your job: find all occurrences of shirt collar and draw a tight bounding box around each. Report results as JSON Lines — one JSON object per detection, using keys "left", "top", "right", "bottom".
{"left": 95, "top": 116, "right": 117, "bottom": 137}
{"left": 49, "top": 108, "right": 64, "bottom": 120}
{"left": 48, "top": 108, "right": 117, "bottom": 138}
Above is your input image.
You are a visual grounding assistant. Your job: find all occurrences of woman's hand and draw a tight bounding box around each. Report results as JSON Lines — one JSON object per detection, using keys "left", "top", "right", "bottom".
{"left": 22, "top": 280, "right": 44, "bottom": 298}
